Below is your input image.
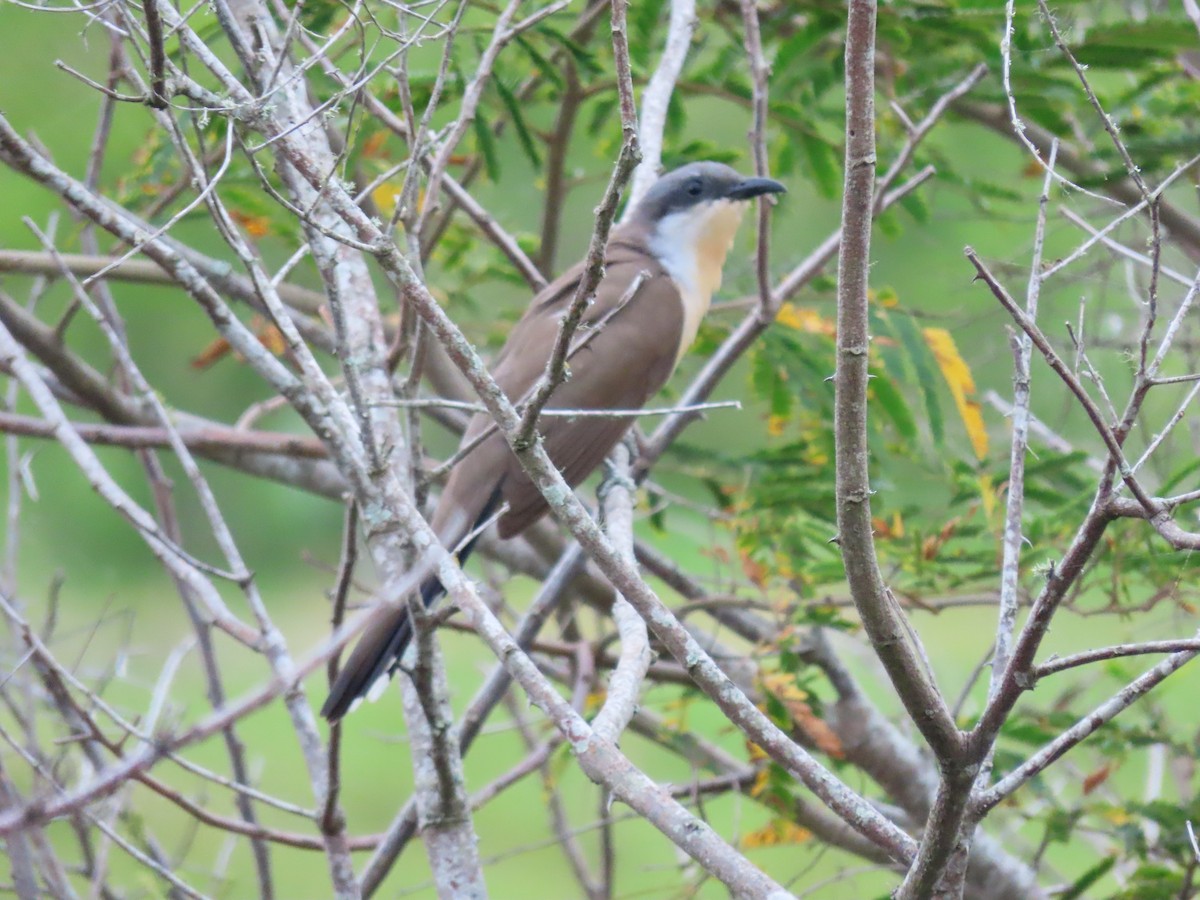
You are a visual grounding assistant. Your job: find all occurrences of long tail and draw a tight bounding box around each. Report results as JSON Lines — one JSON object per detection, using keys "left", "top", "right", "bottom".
{"left": 320, "top": 486, "right": 503, "bottom": 722}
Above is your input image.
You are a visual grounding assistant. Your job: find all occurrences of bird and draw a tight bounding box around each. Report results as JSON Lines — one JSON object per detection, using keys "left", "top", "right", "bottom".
{"left": 321, "top": 161, "right": 785, "bottom": 721}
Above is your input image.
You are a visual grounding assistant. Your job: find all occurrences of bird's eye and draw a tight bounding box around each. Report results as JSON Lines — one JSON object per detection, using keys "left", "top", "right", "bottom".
{"left": 687, "top": 178, "right": 703, "bottom": 197}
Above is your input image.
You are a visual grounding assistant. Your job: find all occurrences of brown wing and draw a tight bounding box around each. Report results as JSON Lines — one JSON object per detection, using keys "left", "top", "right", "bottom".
{"left": 493, "top": 256, "right": 685, "bottom": 537}
{"left": 433, "top": 233, "right": 685, "bottom": 544}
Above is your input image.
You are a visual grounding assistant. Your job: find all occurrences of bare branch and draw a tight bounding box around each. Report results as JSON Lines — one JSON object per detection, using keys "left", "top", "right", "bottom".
{"left": 836, "top": 0, "right": 961, "bottom": 769}
{"left": 0, "top": 249, "right": 328, "bottom": 312}
{"left": 976, "top": 638, "right": 1200, "bottom": 814}
{"left": 966, "top": 249, "right": 1175, "bottom": 528}
{"left": 0, "top": 410, "right": 328, "bottom": 459}
{"left": 590, "top": 440, "right": 650, "bottom": 744}
{"left": 989, "top": 142, "right": 1056, "bottom": 701}
{"left": 624, "top": 0, "right": 695, "bottom": 212}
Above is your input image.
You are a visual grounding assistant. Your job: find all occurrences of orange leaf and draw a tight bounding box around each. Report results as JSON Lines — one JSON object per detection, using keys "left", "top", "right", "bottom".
{"left": 938, "top": 516, "right": 960, "bottom": 543}
{"left": 873, "top": 511, "right": 905, "bottom": 539}
{"left": 191, "top": 316, "right": 287, "bottom": 369}
{"left": 740, "top": 549, "right": 768, "bottom": 588}
{"left": 921, "top": 516, "right": 961, "bottom": 561}
{"left": 760, "top": 673, "right": 844, "bottom": 758}
{"left": 1082, "top": 764, "right": 1112, "bottom": 795}
{"left": 257, "top": 324, "right": 285, "bottom": 356}
{"left": 360, "top": 130, "right": 388, "bottom": 159}
{"left": 791, "top": 703, "right": 845, "bottom": 759}
{"left": 230, "top": 210, "right": 271, "bottom": 238}
{"left": 191, "top": 336, "right": 232, "bottom": 369}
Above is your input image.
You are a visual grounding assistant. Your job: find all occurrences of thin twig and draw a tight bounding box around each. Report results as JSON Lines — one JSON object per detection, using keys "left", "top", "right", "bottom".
{"left": 1032, "top": 640, "right": 1200, "bottom": 680}
{"left": 512, "top": 117, "right": 640, "bottom": 450}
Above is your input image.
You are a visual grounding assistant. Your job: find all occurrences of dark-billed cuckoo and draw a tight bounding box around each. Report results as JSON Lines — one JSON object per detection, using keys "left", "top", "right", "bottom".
{"left": 322, "top": 161, "right": 785, "bottom": 721}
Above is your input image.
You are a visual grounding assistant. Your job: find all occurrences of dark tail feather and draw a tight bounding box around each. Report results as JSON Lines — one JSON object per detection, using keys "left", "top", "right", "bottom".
{"left": 320, "top": 486, "right": 503, "bottom": 722}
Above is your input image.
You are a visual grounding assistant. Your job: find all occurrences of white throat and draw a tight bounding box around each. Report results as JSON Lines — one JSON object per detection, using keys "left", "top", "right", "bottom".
{"left": 647, "top": 199, "right": 746, "bottom": 366}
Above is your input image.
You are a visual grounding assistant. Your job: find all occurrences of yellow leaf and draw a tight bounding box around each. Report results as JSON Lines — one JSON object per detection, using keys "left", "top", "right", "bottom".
{"left": 372, "top": 183, "right": 401, "bottom": 220}
{"left": 749, "top": 767, "right": 771, "bottom": 799}
{"left": 744, "top": 740, "right": 768, "bottom": 763}
{"left": 760, "top": 672, "right": 808, "bottom": 704}
{"left": 978, "top": 473, "right": 996, "bottom": 525}
{"left": 776, "top": 303, "right": 835, "bottom": 336}
{"left": 741, "top": 818, "right": 813, "bottom": 849}
{"left": 924, "top": 327, "right": 989, "bottom": 460}
{"left": 766, "top": 414, "right": 787, "bottom": 437}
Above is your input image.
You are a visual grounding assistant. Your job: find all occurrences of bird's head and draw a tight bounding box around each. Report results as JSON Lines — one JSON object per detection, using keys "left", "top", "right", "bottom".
{"left": 634, "top": 161, "right": 787, "bottom": 221}
{"left": 633, "top": 161, "right": 786, "bottom": 287}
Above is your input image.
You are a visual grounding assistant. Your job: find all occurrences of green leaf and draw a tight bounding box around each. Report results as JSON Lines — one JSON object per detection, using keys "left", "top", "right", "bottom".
{"left": 1158, "top": 454, "right": 1200, "bottom": 495}
{"left": 514, "top": 35, "right": 564, "bottom": 89}
{"left": 586, "top": 97, "right": 616, "bottom": 136}
{"left": 772, "top": 15, "right": 840, "bottom": 76}
{"left": 1115, "top": 863, "right": 1185, "bottom": 899}
{"left": 665, "top": 90, "right": 686, "bottom": 135}
{"left": 899, "top": 190, "right": 930, "bottom": 224}
{"left": 889, "top": 310, "right": 945, "bottom": 448}
{"left": 749, "top": 348, "right": 793, "bottom": 419}
{"left": 869, "top": 367, "right": 918, "bottom": 442}
{"left": 799, "top": 132, "right": 840, "bottom": 199}
{"left": 629, "top": 0, "right": 663, "bottom": 68}
{"left": 1082, "top": 19, "right": 1199, "bottom": 52}
{"left": 877, "top": 207, "right": 904, "bottom": 238}
{"left": 1043, "top": 808, "right": 1082, "bottom": 845}
{"left": 538, "top": 26, "right": 602, "bottom": 76}
{"left": 299, "top": 0, "right": 340, "bottom": 33}
{"left": 472, "top": 112, "right": 500, "bottom": 182}
{"left": 1060, "top": 855, "right": 1115, "bottom": 900}
{"left": 663, "top": 140, "right": 741, "bottom": 169}
{"left": 493, "top": 78, "right": 542, "bottom": 168}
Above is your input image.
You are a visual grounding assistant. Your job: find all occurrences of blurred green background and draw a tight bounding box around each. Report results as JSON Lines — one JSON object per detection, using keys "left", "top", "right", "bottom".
{"left": 2, "top": 0, "right": 1199, "bottom": 897}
